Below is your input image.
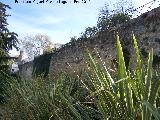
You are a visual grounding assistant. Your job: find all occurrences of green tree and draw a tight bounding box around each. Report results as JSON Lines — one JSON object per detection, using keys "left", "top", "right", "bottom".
{"left": 0, "top": 2, "right": 18, "bottom": 70}
{"left": 80, "top": 26, "right": 97, "bottom": 38}
{"left": 0, "top": 2, "right": 18, "bottom": 103}
{"left": 97, "top": 0, "right": 133, "bottom": 31}
{"left": 70, "top": 36, "right": 77, "bottom": 42}
{"left": 110, "top": 13, "right": 131, "bottom": 26}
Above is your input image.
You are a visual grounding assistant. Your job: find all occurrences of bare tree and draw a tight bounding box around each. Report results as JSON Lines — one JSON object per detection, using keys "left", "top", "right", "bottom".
{"left": 19, "top": 34, "right": 53, "bottom": 60}
{"left": 113, "top": 0, "right": 135, "bottom": 15}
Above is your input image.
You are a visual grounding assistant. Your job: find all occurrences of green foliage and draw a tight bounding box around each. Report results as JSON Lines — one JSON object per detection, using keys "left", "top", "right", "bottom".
{"left": 33, "top": 52, "right": 53, "bottom": 77}
{"left": 97, "top": 17, "right": 110, "bottom": 31}
{"left": 0, "top": 2, "right": 18, "bottom": 55}
{"left": 152, "top": 55, "right": 160, "bottom": 68}
{"left": 1, "top": 35, "right": 160, "bottom": 120}
{"left": 80, "top": 26, "right": 98, "bottom": 38}
{"left": 0, "top": 71, "right": 8, "bottom": 103}
{"left": 84, "top": 34, "right": 160, "bottom": 119}
{"left": 141, "top": 47, "right": 148, "bottom": 58}
{"left": 122, "top": 47, "right": 131, "bottom": 69}
{"left": 97, "top": 12, "right": 131, "bottom": 31}
{"left": 79, "top": 0, "right": 133, "bottom": 41}
{"left": 97, "top": 0, "right": 133, "bottom": 31}
{"left": 0, "top": 2, "right": 18, "bottom": 71}
{"left": 0, "top": 70, "right": 18, "bottom": 104}
{"left": 70, "top": 36, "right": 77, "bottom": 42}
{"left": 0, "top": 1, "right": 19, "bottom": 101}
{"left": 3, "top": 74, "right": 94, "bottom": 120}
{"left": 110, "top": 13, "right": 131, "bottom": 26}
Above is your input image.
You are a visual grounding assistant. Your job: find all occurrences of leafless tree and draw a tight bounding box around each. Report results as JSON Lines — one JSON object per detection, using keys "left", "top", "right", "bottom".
{"left": 19, "top": 34, "right": 53, "bottom": 60}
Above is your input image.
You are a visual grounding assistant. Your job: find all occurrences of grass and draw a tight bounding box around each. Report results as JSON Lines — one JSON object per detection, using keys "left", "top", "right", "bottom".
{"left": 0, "top": 34, "right": 160, "bottom": 120}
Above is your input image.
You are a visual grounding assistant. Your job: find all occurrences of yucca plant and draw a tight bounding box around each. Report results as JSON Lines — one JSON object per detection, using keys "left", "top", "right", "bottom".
{"left": 1, "top": 70, "right": 102, "bottom": 120}
{"left": 83, "top": 33, "right": 160, "bottom": 120}
{"left": 2, "top": 73, "right": 93, "bottom": 120}
{"left": 1, "top": 34, "right": 160, "bottom": 120}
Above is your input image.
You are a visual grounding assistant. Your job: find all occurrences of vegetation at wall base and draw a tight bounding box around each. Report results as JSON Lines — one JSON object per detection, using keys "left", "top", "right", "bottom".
{"left": 0, "top": 35, "right": 160, "bottom": 120}
{"left": 32, "top": 52, "right": 53, "bottom": 78}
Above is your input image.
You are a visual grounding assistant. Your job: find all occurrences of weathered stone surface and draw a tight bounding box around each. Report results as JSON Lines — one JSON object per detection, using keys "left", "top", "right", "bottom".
{"left": 49, "top": 7, "right": 160, "bottom": 78}
{"left": 18, "top": 61, "right": 33, "bottom": 79}
{"left": 19, "top": 7, "right": 160, "bottom": 79}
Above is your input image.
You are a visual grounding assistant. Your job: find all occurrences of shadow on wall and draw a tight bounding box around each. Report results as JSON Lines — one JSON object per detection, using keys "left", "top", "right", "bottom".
{"left": 32, "top": 53, "right": 53, "bottom": 78}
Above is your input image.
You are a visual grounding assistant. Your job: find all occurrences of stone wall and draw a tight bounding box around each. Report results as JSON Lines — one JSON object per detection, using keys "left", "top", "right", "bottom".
{"left": 19, "top": 7, "right": 160, "bottom": 79}
{"left": 18, "top": 61, "right": 33, "bottom": 80}
{"left": 49, "top": 7, "right": 160, "bottom": 79}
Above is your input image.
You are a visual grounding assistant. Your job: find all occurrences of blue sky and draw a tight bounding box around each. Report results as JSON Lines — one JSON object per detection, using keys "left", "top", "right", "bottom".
{"left": 2, "top": 0, "right": 159, "bottom": 45}
{"left": 2, "top": 0, "right": 107, "bottom": 44}
{"left": 2, "top": 0, "right": 157, "bottom": 44}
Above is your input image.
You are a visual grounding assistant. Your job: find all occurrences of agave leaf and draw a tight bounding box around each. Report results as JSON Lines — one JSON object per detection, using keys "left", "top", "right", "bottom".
{"left": 142, "top": 101, "right": 160, "bottom": 120}
{"left": 116, "top": 34, "right": 127, "bottom": 79}
{"left": 59, "top": 93, "right": 83, "bottom": 120}
{"left": 148, "top": 77, "right": 160, "bottom": 105}
{"left": 87, "top": 51, "right": 117, "bottom": 94}
{"left": 143, "top": 49, "right": 153, "bottom": 119}
{"left": 116, "top": 34, "right": 132, "bottom": 115}
{"left": 144, "top": 49, "right": 153, "bottom": 101}
{"left": 133, "top": 33, "right": 144, "bottom": 101}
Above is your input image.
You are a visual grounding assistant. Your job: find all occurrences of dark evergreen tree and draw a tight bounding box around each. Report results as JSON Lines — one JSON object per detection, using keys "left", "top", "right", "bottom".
{"left": 0, "top": 2, "right": 18, "bottom": 71}
{"left": 0, "top": 2, "right": 18, "bottom": 103}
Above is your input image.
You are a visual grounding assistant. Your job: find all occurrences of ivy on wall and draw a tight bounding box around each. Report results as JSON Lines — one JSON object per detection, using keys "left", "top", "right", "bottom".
{"left": 32, "top": 53, "right": 53, "bottom": 77}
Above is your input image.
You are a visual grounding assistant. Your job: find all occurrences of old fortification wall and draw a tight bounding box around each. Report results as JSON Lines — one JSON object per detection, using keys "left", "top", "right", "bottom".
{"left": 49, "top": 7, "right": 160, "bottom": 78}
{"left": 19, "top": 7, "right": 160, "bottom": 79}
{"left": 18, "top": 61, "right": 33, "bottom": 79}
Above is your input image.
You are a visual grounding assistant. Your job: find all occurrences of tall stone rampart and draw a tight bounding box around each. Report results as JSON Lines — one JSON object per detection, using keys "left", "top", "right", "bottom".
{"left": 49, "top": 7, "right": 160, "bottom": 78}
{"left": 18, "top": 7, "right": 160, "bottom": 79}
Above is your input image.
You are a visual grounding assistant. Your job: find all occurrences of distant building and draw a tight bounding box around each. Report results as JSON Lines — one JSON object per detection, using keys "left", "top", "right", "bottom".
{"left": 10, "top": 50, "right": 24, "bottom": 74}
